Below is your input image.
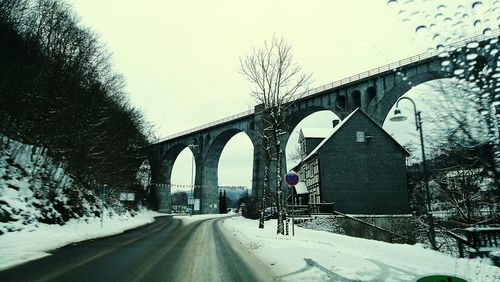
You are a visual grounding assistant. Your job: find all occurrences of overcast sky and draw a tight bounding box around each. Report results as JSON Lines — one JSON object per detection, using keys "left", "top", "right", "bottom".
{"left": 68, "top": 0, "right": 497, "bottom": 192}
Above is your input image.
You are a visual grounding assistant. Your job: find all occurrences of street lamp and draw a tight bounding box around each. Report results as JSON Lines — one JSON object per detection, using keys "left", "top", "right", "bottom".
{"left": 389, "top": 96, "right": 437, "bottom": 250}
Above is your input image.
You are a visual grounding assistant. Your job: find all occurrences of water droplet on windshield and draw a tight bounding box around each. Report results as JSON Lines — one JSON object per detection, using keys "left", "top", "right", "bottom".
{"left": 472, "top": 1, "right": 483, "bottom": 9}
{"left": 466, "top": 41, "right": 480, "bottom": 49}
{"left": 415, "top": 25, "right": 427, "bottom": 33}
{"left": 441, "top": 60, "right": 451, "bottom": 67}
{"left": 454, "top": 69, "right": 465, "bottom": 75}
{"left": 473, "top": 19, "right": 482, "bottom": 26}
{"left": 483, "top": 28, "right": 492, "bottom": 36}
{"left": 466, "top": 53, "right": 478, "bottom": 61}
{"left": 438, "top": 51, "right": 449, "bottom": 58}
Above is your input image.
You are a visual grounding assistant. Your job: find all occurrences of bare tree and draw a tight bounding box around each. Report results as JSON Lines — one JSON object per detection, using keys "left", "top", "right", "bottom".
{"left": 287, "top": 143, "right": 302, "bottom": 165}
{"left": 433, "top": 166, "right": 497, "bottom": 224}
{"left": 240, "top": 35, "right": 311, "bottom": 233}
{"left": 421, "top": 80, "right": 499, "bottom": 190}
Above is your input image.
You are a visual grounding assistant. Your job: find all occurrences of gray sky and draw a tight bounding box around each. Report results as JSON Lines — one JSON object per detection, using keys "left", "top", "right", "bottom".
{"left": 68, "top": 0, "right": 497, "bottom": 192}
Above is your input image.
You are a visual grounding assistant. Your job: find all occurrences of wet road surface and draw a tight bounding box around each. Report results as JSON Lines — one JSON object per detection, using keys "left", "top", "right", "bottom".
{"left": 0, "top": 216, "right": 274, "bottom": 281}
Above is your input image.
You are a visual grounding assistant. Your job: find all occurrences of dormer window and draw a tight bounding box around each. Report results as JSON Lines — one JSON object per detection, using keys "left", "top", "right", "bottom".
{"left": 356, "top": 131, "right": 366, "bottom": 143}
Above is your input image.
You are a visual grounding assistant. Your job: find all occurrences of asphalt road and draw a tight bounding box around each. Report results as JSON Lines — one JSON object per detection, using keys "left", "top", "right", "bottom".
{"left": 0, "top": 216, "right": 275, "bottom": 282}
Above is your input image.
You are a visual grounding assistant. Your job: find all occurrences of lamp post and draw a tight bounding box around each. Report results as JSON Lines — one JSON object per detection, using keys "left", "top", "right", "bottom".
{"left": 389, "top": 96, "right": 437, "bottom": 250}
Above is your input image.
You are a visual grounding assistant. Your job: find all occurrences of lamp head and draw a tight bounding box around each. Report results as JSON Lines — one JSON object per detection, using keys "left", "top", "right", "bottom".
{"left": 389, "top": 108, "right": 408, "bottom": 122}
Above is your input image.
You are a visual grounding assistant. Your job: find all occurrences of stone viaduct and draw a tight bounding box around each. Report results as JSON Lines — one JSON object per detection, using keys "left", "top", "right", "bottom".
{"left": 146, "top": 31, "right": 499, "bottom": 214}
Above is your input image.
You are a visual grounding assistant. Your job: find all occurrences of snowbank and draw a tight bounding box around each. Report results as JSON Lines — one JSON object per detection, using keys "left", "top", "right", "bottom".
{"left": 222, "top": 216, "right": 499, "bottom": 282}
{"left": 0, "top": 210, "right": 164, "bottom": 270}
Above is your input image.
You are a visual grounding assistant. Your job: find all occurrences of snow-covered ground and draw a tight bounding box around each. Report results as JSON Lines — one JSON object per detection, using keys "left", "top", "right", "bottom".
{"left": 1, "top": 212, "right": 499, "bottom": 281}
{"left": 222, "top": 216, "right": 500, "bottom": 282}
{"left": 0, "top": 210, "right": 164, "bottom": 271}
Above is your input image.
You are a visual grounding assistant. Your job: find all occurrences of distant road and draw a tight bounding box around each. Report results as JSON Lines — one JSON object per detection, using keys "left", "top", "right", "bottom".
{"left": 0, "top": 216, "right": 274, "bottom": 281}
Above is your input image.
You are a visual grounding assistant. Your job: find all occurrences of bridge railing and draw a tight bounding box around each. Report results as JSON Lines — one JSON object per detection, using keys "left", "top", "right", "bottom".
{"left": 158, "top": 108, "right": 255, "bottom": 142}
{"left": 294, "top": 29, "right": 500, "bottom": 101}
{"left": 158, "top": 30, "right": 499, "bottom": 143}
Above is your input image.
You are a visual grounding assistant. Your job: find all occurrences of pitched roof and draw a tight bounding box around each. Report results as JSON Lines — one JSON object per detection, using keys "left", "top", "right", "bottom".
{"left": 300, "top": 128, "right": 335, "bottom": 139}
{"left": 291, "top": 108, "right": 410, "bottom": 171}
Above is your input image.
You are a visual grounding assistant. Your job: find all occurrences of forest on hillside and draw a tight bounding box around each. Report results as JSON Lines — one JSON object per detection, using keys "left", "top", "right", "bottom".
{"left": 0, "top": 0, "right": 153, "bottom": 190}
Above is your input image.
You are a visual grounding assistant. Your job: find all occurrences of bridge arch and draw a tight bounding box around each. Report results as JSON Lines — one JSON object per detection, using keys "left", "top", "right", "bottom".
{"left": 285, "top": 109, "right": 340, "bottom": 170}
{"left": 288, "top": 105, "right": 332, "bottom": 131}
{"left": 201, "top": 128, "right": 255, "bottom": 213}
{"left": 368, "top": 71, "right": 448, "bottom": 124}
{"left": 162, "top": 143, "right": 194, "bottom": 186}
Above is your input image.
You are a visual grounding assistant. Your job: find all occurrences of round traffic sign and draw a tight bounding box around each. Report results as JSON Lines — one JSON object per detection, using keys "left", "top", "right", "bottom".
{"left": 285, "top": 171, "right": 299, "bottom": 186}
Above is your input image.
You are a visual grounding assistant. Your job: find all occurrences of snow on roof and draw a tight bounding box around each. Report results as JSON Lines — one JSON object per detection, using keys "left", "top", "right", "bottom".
{"left": 291, "top": 108, "right": 409, "bottom": 171}
{"left": 292, "top": 109, "right": 358, "bottom": 170}
{"left": 300, "top": 128, "right": 335, "bottom": 139}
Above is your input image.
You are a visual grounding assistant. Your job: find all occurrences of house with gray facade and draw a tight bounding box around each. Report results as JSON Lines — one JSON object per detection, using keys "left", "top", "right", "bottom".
{"left": 291, "top": 108, "right": 410, "bottom": 215}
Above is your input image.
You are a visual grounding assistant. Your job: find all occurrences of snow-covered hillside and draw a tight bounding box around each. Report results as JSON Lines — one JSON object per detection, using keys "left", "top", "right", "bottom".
{"left": 0, "top": 135, "right": 126, "bottom": 234}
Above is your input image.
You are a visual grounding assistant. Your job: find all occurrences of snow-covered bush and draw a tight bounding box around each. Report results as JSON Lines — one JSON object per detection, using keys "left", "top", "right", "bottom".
{"left": 297, "top": 216, "right": 345, "bottom": 234}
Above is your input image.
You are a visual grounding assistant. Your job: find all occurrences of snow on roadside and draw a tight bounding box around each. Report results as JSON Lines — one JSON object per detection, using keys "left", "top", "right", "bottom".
{"left": 221, "top": 216, "right": 500, "bottom": 282}
{"left": 0, "top": 210, "right": 165, "bottom": 271}
{"left": 174, "top": 212, "right": 234, "bottom": 224}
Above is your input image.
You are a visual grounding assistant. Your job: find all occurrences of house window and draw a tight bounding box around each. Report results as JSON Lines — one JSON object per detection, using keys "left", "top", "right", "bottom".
{"left": 356, "top": 131, "right": 366, "bottom": 142}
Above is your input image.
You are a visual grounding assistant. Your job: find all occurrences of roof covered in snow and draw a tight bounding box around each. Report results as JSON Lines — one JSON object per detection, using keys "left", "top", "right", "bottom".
{"left": 300, "top": 128, "right": 335, "bottom": 139}
{"left": 291, "top": 108, "right": 409, "bottom": 171}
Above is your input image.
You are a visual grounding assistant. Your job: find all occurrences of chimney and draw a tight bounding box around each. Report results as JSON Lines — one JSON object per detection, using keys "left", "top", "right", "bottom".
{"left": 332, "top": 119, "right": 340, "bottom": 128}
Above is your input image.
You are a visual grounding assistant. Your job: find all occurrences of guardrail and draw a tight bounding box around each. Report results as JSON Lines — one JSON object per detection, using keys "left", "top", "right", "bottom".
{"left": 158, "top": 29, "right": 500, "bottom": 143}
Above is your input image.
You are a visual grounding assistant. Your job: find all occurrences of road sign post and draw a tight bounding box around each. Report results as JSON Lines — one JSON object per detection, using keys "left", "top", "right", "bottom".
{"left": 100, "top": 184, "right": 109, "bottom": 229}
{"left": 285, "top": 172, "right": 299, "bottom": 236}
